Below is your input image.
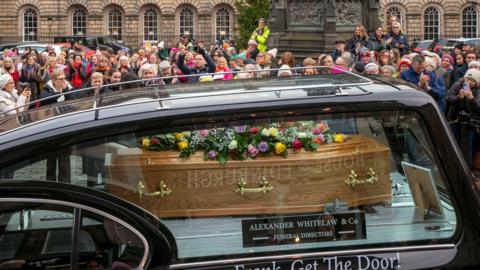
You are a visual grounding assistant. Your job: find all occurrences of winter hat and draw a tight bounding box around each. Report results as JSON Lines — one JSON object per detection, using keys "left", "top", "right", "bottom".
{"left": 0, "top": 74, "right": 12, "bottom": 90}
{"left": 278, "top": 64, "right": 293, "bottom": 76}
{"left": 464, "top": 68, "right": 480, "bottom": 84}
{"left": 399, "top": 58, "right": 411, "bottom": 68}
{"left": 441, "top": 54, "right": 454, "bottom": 65}
{"left": 158, "top": 41, "right": 165, "bottom": 49}
{"left": 237, "top": 52, "right": 247, "bottom": 61}
{"left": 267, "top": 48, "right": 278, "bottom": 59}
{"left": 468, "top": 60, "right": 480, "bottom": 69}
{"left": 248, "top": 40, "right": 258, "bottom": 46}
{"left": 364, "top": 62, "right": 379, "bottom": 74}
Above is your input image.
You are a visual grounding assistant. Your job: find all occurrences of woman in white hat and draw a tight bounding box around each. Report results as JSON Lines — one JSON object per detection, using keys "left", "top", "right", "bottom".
{"left": 447, "top": 68, "right": 480, "bottom": 165}
{"left": 0, "top": 73, "right": 31, "bottom": 117}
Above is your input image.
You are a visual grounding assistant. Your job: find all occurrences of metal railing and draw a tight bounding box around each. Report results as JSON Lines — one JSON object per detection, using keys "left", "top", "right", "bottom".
{"left": 0, "top": 66, "right": 373, "bottom": 134}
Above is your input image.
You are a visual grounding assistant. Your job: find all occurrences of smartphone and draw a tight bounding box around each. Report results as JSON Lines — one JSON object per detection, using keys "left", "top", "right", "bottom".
{"left": 463, "top": 82, "right": 470, "bottom": 90}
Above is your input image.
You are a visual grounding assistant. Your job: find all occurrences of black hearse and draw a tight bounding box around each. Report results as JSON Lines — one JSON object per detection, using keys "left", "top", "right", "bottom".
{"left": 0, "top": 70, "right": 479, "bottom": 270}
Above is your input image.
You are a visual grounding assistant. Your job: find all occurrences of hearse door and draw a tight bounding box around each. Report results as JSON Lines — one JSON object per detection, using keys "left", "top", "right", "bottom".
{"left": 0, "top": 183, "right": 174, "bottom": 270}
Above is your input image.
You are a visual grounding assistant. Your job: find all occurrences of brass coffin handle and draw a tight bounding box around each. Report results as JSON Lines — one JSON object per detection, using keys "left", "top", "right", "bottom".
{"left": 345, "top": 168, "right": 378, "bottom": 189}
{"left": 234, "top": 177, "right": 274, "bottom": 195}
{"left": 134, "top": 180, "right": 171, "bottom": 198}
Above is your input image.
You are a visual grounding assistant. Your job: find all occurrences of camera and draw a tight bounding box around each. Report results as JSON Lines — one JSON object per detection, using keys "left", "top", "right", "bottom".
{"left": 18, "top": 82, "right": 30, "bottom": 94}
{"left": 19, "top": 82, "right": 29, "bottom": 90}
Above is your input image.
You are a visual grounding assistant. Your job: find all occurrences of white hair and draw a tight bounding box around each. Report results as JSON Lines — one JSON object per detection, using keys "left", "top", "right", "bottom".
{"left": 138, "top": 63, "right": 157, "bottom": 78}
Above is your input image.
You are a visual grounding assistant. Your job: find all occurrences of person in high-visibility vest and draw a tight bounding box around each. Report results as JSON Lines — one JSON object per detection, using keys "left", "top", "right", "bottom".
{"left": 250, "top": 18, "right": 270, "bottom": 53}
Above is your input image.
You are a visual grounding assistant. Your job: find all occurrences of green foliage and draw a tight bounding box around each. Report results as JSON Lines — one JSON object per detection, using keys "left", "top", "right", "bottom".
{"left": 234, "top": 0, "right": 270, "bottom": 50}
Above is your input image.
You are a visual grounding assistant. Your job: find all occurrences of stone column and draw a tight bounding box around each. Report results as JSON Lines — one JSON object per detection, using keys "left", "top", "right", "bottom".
{"left": 324, "top": 0, "right": 337, "bottom": 53}
{"left": 267, "top": 0, "right": 285, "bottom": 50}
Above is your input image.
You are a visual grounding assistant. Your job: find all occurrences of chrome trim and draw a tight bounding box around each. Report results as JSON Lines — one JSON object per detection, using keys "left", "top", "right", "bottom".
{"left": 0, "top": 197, "right": 149, "bottom": 270}
{"left": 0, "top": 67, "right": 373, "bottom": 135}
{"left": 0, "top": 82, "right": 370, "bottom": 137}
{"left": 6, "top": 65, "right": 373, "bottom": 114}
{"left": 169, "top": 244, "right": 456, "bottom": 269}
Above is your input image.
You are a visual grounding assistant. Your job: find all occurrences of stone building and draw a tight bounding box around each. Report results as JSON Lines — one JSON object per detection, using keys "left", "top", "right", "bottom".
{"left": 0, "top": 0, "right": 238, "bottom": 48}
{"left": 380, "top": 0, "right": 480, "bottom": 42}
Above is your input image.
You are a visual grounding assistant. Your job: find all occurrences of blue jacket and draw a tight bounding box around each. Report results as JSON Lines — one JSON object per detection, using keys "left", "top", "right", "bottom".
{"left": 401, "top": 69, "right": 446, "bottom": 112}
{"left": 385, "top": 32, "right": 409, "bottom": 56}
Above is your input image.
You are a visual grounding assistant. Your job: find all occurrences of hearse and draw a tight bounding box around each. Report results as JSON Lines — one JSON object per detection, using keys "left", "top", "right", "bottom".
{"left": 0, "top": 70, "right": 479, "bottom": 270}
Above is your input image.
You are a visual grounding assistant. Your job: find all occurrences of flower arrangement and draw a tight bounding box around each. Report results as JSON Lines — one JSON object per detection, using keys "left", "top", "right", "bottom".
{"left": 140, "top": 121, "right": 347, "bottom": 164}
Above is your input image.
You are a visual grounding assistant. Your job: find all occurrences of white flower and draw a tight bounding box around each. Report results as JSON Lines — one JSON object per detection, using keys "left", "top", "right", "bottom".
{"left": 228, "top": 140, "right": 238, "bottom": 150}
{"left": 261, "top": 128, "right": 271, "bottom": 136}
{"left": 297, "top": 132, "right": 307, "bottom": 138}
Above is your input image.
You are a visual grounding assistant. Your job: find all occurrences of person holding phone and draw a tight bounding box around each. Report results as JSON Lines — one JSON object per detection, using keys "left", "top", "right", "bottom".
{"left": 0, "top": 73, "right": 31, "bottom": 117}
{"left": 447, "top": 68, "right": 480, "bottom": 165}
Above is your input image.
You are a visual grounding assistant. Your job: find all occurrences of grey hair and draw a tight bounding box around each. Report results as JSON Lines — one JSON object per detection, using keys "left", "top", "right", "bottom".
{"left": 138, "top": 63, "right": 157, "bottom": 78}
{"left": 380, "top": 65, "right": 397, "bottom": 74}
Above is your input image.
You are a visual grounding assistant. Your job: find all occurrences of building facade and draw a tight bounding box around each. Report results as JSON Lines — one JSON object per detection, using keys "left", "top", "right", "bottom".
{"left": 380, "top": 0, "right": 480, "bottom": 42}
{"left": 0, "top": 0, "right": 237, "bottom": 48}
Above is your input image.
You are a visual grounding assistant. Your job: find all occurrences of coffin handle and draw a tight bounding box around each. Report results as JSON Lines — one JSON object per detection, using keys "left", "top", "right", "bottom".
{"left": 345, "top": 168, "right": 378, "bottom": 189}
{"left": 234, "top": 177, "right": 274, "bottom": 195}
{"left": 134, "top": 180, "right": 172, "bottom": 198}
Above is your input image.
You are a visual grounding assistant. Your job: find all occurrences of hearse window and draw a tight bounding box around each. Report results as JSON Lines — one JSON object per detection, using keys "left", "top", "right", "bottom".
{"left": 3, "top": 111, "right": 457, "bottom": 261}
{"left": 0, "top": 202, "right": 146, "bottom": 269}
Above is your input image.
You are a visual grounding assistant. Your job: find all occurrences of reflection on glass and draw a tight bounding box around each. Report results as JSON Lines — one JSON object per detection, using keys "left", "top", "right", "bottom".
{"left": 3, "top": 111, "right": 458, "bottom": 261}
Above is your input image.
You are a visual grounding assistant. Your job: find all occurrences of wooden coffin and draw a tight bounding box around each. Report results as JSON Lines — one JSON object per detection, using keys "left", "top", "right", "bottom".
{"left": 106, "top": 135, "right": 391, "bottom": 218}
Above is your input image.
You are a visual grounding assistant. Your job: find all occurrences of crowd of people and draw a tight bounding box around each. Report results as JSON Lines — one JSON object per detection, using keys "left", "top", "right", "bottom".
{"left": 0, "top": 16, "right": 479, "bottom": 164}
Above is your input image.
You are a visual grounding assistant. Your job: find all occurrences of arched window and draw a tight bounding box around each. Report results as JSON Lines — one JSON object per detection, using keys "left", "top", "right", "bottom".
{"left": 108, "top": 8, "right": 123, "bottom": 41}
{"left": 144, "top": 8, "right": 158, "bottom": 42}
{"left": 424, "top": 7, "right": 440, "bottom": 40}
{"left": 215, "top": 8, "right": 231, "bottom": 41}
{"left": 463, "top": 7, "right": 478, "bottom": 38}
{"left": 72, "top": 8, "right": 87, "bottom": 35}
{"left": 386, "top": 6, "right": 403, "bottom": 26}
{"left": 179, "top": 7, "right": 194, "bottom": 38}
{"left": 23, "top": 8, "right": 38, "bottom": 42}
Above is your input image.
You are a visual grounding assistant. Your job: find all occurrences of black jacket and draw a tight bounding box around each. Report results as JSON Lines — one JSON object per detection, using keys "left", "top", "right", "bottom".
{"left": 449, "top": 64, "right": 468, "bottom": 88}
{"left": 39, "top": 80, "right": 75, "bottom": 106}
{"left": 177, "top": 49, "right": 216, "bottom": 83}
{"left": 447, "top": 78, "right": 480, "bottom": 121}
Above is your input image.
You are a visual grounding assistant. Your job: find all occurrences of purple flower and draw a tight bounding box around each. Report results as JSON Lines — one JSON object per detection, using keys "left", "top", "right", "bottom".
{"left": 312, "top": 128, "right": 322, "bottom": 135}
{"left": 258, "top": 141, "right": 269, "bottom": 153}
{"left": 199, "top": 129, "right": 209, "bottom": 137}
{"left": 318, "top": 134, "right": 325, "bottom": 144}
{"left": 247, "top": 144, "right": 259, "bottom": 157}
{"left": 234, "top": 125, "right": 247, "bottom": 133}
{"left": 208, "top": 150, "right": 218, "bottom": 160}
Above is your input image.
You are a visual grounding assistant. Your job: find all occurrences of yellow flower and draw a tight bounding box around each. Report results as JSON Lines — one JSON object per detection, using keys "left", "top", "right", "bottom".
{"left": 274, "top": 142, "right": 287, "bottom": 154}
{"left": 175, "top": 133, "right": 184, "bottom": 141}
{"left": 269, "top": 127, "right": 279, "bottom": 137}
{"left": 334, "top": 134, "right": 345, "bottom": 143}
{"left": 177, "top": 141, "right": 189, "bottom": 151}
{"left": 142, "top": 138, "right": 151, "bottom": 148}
